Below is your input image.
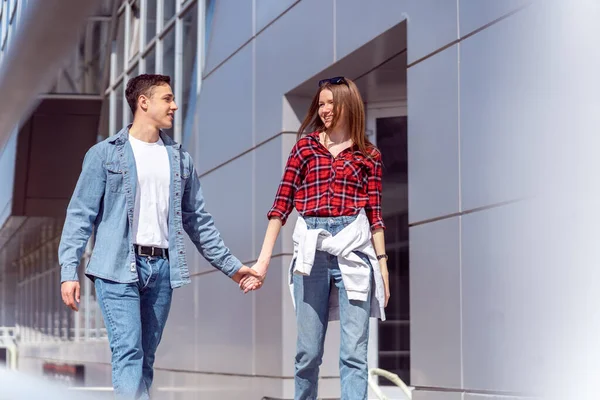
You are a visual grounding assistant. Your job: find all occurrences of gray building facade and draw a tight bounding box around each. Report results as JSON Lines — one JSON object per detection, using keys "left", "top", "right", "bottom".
{"left": 3, "top": 0, "right": 590, "bottom": 399}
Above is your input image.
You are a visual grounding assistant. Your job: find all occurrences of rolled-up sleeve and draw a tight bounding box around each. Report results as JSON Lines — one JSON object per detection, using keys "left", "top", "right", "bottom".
{"left": 365, "top": 150, "right": 385, "bottom": 231}
{"left": 267, "top": 143, "right": 303, "bottom": 225}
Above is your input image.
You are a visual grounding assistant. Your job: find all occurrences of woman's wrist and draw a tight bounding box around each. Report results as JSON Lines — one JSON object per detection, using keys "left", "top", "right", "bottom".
{"left": 257, "top": 255, "right": 270, "bottom": 270}
{"left": 378, "top": 259, "right": 388, "bottom": 271}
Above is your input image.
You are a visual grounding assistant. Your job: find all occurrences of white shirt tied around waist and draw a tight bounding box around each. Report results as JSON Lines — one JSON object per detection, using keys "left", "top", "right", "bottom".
{"left": 289, "top": 209, "right": 386, "bottom": 321}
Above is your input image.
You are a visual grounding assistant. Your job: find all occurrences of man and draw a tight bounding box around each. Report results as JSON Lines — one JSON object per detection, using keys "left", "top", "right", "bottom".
{"left": 58, "top": 74, "right": 262, "bottom": 399}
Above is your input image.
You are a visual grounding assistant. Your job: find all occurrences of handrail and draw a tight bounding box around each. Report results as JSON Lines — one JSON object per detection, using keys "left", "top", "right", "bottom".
{"left": 0, "top": 327, "right": 16, "bottom": 337}
{"left": 368, "top": 368, "right": 413, "bottom": 400}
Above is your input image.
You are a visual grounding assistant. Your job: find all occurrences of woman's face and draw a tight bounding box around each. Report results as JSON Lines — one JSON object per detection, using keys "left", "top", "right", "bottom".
{"left": 318, "top": 89, "right": 335, "bottom": 129}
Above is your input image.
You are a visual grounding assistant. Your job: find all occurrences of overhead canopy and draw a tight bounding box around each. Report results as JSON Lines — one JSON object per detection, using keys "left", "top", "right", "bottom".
{"left": 0, "top": 0, "right": 104, "bottom": 155}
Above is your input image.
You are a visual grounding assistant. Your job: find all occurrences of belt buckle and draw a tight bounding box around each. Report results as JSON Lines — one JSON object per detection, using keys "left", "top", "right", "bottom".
{"left": 151, "top": 247, "right": 155, "bottom": 257}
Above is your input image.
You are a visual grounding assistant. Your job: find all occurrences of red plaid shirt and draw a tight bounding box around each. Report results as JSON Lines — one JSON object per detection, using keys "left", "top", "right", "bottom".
{"left": 267, "top": 132, "right": 385, "bottom": 230}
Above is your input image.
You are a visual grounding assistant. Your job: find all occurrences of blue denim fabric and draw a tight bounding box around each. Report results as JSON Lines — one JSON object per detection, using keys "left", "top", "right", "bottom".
{"left": 95, "top": 255, "right": 172, "bottom": 399}
{"left": 58, "top": 125, "right": 242, "bottom": 288}
{"left": 293, "top": 214, "right": 372, "bottom": 400}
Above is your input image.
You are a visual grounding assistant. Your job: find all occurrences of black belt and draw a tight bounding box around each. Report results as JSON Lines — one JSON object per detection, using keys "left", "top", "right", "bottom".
{"left": 135, "top": 245, "right": 168, "bottom": 258}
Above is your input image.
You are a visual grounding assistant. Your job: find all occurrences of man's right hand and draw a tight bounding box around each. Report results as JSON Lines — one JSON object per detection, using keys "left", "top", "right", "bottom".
{"left": 61, "top": 281, "right": 80, "bottom": 311}
{"left": 232, "top": 265, "right": 264, "bottom": 293}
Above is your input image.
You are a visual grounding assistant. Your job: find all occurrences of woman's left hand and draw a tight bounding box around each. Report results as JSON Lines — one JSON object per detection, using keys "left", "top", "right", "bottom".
{"left": 379, "top": 262, "right": 390, "bottom": 307}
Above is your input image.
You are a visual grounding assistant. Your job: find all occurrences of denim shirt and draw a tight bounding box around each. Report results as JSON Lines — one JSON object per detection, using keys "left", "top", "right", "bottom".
{"left": 58, "top": 126, "right": 242, "bottom": 288}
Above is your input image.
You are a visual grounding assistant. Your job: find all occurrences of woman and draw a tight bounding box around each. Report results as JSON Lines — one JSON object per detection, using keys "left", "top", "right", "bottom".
{"left": 242, "top": 76, "right": 390, "bottom": 399}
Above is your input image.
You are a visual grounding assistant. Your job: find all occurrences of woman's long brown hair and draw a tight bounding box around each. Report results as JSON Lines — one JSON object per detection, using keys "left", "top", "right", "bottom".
{"left": 297, "top": 77, "right": 376, "bottom": 157}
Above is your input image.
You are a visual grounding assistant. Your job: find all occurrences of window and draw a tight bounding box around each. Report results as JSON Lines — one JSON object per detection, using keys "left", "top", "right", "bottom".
{"left": 108, "top": 0, "right": 206, "bottom": 141}
{"left": 129, "top": 62, "right": 139, "bottom": 79}
{"left": 161, "top": 28, "right": 175, "bottom": 82}
{"left": 204, "top": 0, "right": 215, "bottom": 72}
{"left": 161, "top": 28, "right": 175, "bottom": 137}
{"left": 374, "top": 115, "right": 409, "bottom": 385}
{"left": 164, "top": 0, "right": 176, "bottom": 25}
{"left": 115, "top": 80, "right": 124, "bottom": 131}
{"left": 129, "top": 1, "right": 141, "bottom": 61}
{"left": 115, "top": 11, "right": 125, "bottom": 77}
{"left": 145, "top": 0, "right": 157, "bottom": 45}
{"left": 181, "top": 2, "right": 197, "bottom": 125}
{"left": 366, "top": 99, "right": 409, "bottom": 395}
{"left": 12, "top": 236, "right": 107, "bottom": 343}
{"left": 144, "top": 45, "right": 156, "bottom": 74}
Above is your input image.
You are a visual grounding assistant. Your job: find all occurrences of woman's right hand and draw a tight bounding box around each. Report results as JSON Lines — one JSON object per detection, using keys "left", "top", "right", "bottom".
{"left": 239, "top": 259, "right": 269, "bottom": 293}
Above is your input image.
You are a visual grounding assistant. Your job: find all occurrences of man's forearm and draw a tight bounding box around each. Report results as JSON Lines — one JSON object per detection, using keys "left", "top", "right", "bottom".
{"left": 58, "top": 203, "right": 96, "bottom": 282}
{"left": 185, "top": 216, "right": 242, "bottom": 277}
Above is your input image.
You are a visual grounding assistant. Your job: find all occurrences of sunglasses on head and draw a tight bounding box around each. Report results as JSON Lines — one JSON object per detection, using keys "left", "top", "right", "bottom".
{"left": 318, "top": 76, "right": 348, "bottom": 87}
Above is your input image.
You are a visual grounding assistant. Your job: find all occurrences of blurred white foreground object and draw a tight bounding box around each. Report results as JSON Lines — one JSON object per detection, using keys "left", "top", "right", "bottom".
{"left": 0, "top": 367, "right": 103, "bottom": 400}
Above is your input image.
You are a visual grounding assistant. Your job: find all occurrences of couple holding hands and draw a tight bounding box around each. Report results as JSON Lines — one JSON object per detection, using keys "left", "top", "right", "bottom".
{"left": 59, "top": 73, "right": 389, "bottom": 400}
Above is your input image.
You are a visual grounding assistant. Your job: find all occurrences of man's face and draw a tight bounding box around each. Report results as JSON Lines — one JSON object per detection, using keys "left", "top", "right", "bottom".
{"left": 144, "top": 83, "right": 178, "bottom": 129}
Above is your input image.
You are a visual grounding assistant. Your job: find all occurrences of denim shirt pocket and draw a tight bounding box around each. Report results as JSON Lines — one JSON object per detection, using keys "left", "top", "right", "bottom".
{"left": 178, "top": 167, "right": 190, "bottom": 199}
{"left": 105, "top": 162, "right": 124, "bottom": 193}
{"left": 175, "top": 166, "right": 190, "bottom": 218}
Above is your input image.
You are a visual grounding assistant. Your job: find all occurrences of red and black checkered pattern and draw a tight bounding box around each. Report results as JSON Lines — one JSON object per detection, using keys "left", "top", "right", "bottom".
{"left": 267, "top": 132, "right": 385, "bottom": 231}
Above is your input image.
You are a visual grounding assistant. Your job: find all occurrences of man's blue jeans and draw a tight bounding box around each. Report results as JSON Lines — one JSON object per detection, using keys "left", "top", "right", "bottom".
{"left": 293, "top": 215, "right": 372, "bottom": 400}
{"left": 95, "top": 255, "right": 172, "bottom": 399}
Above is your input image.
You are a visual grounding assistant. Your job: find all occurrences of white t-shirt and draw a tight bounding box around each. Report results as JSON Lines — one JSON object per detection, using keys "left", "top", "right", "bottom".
{"left": 129, "top": 134, "right": 171, "bottom": 248}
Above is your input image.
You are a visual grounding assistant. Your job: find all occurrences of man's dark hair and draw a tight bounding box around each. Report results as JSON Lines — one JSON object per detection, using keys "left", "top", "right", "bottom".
{"left": 125, "top": 74, "right": 171, "bottom": 115}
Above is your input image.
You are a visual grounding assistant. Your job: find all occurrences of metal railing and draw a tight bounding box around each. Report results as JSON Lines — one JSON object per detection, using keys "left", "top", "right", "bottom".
{"left": 0, "top": 327, "right": 16, "bottom": 339}
{"left": 0, "top": 326, "right": 18, "bottom": 370}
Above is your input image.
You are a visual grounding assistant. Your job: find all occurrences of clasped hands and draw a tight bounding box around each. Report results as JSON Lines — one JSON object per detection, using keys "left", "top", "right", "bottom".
{"left": 232, "top": 260, "right": 268, "bottom": 293}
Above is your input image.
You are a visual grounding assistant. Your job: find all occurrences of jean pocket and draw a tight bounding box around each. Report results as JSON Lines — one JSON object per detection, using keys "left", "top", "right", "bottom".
{"left": 136, "top": 259, "right": 153, "bottom": 289}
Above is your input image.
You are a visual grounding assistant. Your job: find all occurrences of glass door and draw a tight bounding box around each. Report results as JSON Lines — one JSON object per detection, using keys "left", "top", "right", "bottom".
{"left": 366, "top": 102, "right": 410, "bottom": 399}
